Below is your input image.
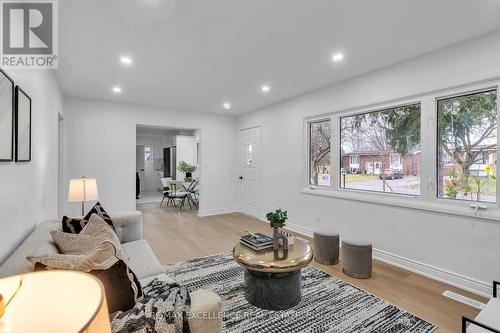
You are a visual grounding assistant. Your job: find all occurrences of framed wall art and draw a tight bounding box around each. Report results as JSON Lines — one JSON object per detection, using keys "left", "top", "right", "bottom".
{"left": 0, "top": 68, "right": 14, "bottom": 161}
{"left": 15, "top": 86, "right": 31, "bottom": 162}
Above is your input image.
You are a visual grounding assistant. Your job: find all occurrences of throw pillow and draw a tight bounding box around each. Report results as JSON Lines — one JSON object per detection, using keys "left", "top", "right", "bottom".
{"left": 27, "top": 254, "right": 86, "bottom": 270}
{"left": 61, "top": 202, "right": 114, "bottom": 234}
{"left": 34, "top": 259, "right": 143, "bottom": 314}
{"left": 61, "top": 216, "right": 87, "bottom": 234}
{"left": 51, "top": 214, "right": 127, "bottom": 262}
{"left": 84, "top": 202, "right": 115, "bottom": 231}
{"left": 28, "top": 244, "right": 118, "bottom": 272}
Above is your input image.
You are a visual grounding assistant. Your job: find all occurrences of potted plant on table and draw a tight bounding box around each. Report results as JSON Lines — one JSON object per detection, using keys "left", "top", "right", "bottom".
{"left": 266, "top": 208, "right": 289, "bottom": 250}
{"left": 177, "top": 161, "right": 197, "bottom": 180}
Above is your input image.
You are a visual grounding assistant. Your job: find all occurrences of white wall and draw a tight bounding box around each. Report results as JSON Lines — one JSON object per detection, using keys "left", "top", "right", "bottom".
{"left": 0, "top": 70, "right": 62, "bottom": 264}
{"left": 64, "top": 97, "right": 237, "bottom": 217}
{"left": 237, "top": 31, "right": 500, "bottom": 296}
{"left": 175, "top": 135, "right": 195, "bottom": 180}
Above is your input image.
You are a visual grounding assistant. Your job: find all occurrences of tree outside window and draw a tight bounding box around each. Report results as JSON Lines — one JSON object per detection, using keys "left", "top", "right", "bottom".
{"left": 437, "top": 90, "right": 497, "bottom": 203}
{"left": 309, "top": 120, "right": 331, "bottom": 186}
{"left": 340, "top": 104, "right": 421, "bottom": 195}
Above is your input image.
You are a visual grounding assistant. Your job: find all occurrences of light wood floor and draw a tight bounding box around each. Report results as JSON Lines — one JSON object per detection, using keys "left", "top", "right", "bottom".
{"left": 138, "top": 202, "right": 486, "bottom": 333}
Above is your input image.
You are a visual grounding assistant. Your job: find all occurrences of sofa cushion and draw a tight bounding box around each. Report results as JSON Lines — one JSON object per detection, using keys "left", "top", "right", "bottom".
{"left": 121, "top": 240, "right": 163, "bottom": 280}
{"left": 111, "top": 212, "right": 143, "bottom": 243}
{"left": 0, "top": 221, "right": 60, "bottom": 277}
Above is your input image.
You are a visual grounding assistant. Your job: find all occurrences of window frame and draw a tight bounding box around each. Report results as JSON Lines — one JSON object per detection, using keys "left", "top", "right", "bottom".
{"left": 338, "top": 101, "right": 423, "bottom": 197}
{"left": 306, "top": 117, "right": 333, "bottom": 188}
{"left": 303, "top": 79, "right": 500, "bottom": 222}
{"left": 435, "top": 87, "right": 499, "bottom": 205}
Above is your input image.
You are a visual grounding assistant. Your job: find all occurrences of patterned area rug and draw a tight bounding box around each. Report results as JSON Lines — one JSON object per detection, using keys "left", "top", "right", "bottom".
{"left": 163, "top": 253, "right": 436, "bottom": 333}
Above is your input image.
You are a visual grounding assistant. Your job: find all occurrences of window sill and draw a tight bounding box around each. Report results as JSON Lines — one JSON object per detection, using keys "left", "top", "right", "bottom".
{"left": 301, "top": 187, "right": 500, "bottom": 223}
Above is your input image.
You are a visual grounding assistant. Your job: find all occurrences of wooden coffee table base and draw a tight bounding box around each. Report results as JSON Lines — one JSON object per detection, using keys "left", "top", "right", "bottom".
{"left": 244, "top": 269, "right": 302, "bottom": 310}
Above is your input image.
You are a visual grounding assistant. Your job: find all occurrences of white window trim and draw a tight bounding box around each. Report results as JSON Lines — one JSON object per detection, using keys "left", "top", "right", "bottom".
{"left": 303, "top": 78, "right": 500, "bottom": 222}
{"left": 305, "top": 117, "right": 333, "bottom": 188}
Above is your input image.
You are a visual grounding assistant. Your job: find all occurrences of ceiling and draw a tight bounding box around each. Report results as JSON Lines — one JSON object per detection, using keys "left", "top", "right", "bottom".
{"left": 56, "top": 0, "right": 500, "bottom": 115}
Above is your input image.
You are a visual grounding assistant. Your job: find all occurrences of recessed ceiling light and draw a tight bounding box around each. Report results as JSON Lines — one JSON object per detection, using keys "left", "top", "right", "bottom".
{"left": 331, "top": 52, "right": 344, "bottom": 63}
{"left": 112, "top": 86, "right": 122, "bottom": 94}
{"left": 120, "top": 56, "right": 133, "bottom": 65}
{"left": 261, "top": 85, "right": 271, "bottom": 93}
{"left": 222, "top": 102, "right": 231, "bottom": 110}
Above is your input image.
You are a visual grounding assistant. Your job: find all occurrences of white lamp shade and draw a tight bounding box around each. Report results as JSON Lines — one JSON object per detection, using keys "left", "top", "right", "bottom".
{"left": 68, "top": 178, "right": 99, "bottom": 202}
{"left": 0, "top": 271, "right": 111, "bottom": 333}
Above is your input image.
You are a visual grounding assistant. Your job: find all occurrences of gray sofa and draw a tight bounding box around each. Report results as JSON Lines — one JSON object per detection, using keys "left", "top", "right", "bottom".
{"left": 0, "top": 211, "right": 222, "bottom": 333}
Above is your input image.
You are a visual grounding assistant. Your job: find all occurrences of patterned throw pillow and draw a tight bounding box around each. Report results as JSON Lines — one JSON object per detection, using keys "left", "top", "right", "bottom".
{"left": 61, "top": 216, "right": 87, "bottom": 234}
{"left": 61, "top": 202, "right": 114, "bottom": 234}
{"left": 83, "top": 202, "right": 115, "bottom": 230}
{"left": 51, "top": 214, "right": 127, "bottom": 263}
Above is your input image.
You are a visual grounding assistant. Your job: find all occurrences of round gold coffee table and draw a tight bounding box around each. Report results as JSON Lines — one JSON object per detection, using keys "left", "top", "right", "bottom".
{"left": 233, "top": 238, "right": 313, "bottom": 310}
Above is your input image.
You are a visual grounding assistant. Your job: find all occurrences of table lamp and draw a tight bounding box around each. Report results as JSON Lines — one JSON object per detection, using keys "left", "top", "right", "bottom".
{"left": 68, "top": 176, "right": 98, "bottom": 216}
{"left": 0, "top": 271, "right": 111, "bottom": 333}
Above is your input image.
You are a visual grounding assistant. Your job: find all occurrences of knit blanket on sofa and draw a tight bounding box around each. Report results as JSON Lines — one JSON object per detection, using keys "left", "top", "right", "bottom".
{"left": 111, "top": 276, "right": 191, "bottom": 333}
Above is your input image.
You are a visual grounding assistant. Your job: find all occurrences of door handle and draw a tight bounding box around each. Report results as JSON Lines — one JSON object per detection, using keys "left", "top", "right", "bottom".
{"left": 239, "top": 176, "right": 243, "bottom": 180}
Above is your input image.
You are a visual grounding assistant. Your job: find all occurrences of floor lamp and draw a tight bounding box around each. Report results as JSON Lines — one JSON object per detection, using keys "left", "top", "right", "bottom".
{"left": 68, "top": 177, "right": 99, "bottom": 216}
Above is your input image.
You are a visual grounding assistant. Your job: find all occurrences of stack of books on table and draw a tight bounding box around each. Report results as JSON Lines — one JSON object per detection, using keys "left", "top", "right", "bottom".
{"left": 240, "top": 233, "right": 273, "bottom": 252}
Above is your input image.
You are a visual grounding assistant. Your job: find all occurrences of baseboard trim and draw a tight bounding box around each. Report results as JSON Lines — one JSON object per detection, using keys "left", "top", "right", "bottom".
{"left": 198, "top": 207, "right": 237, "bottom": 217}
{"left": 372, "top": 249, "right": 491, "bottom": 298}
{"left": 256, "top": 216, "right": 491, "bottom": 297}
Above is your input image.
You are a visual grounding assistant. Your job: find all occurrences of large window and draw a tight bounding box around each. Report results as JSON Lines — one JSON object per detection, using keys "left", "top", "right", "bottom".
{"left": 340, "top": 104, "right": 421, "bottom": 195}
{"left": 309, "top": 119, "right": 331, "bottom": 186}
{"left": 437, "top": 90, "right": 497, "bottom": 203}
{"left": 305, "top": 83, "right": 500, "bottom": 217}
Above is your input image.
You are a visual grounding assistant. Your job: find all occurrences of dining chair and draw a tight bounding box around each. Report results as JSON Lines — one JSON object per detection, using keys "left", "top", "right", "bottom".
{"left": 160, "top": 177, "right": 172, "bottom": 207}
{"left": 165, "top": 180, "right": 188, "bottom": 211}
{"left": 187, "top": 180, "right": 199, "bottom": 208}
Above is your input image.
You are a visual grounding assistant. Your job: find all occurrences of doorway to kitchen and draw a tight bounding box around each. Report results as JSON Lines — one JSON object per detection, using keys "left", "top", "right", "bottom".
{"left": 136, "top": 125, "right": 200, "bottom": 213}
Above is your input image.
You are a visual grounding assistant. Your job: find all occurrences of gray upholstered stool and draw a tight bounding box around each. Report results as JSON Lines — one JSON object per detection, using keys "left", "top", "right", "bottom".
{"left": 341, "top": 239, "right": 372, "bottom": 279}
{"left": 313, "top": 228, "right": 339, "bottom": 265}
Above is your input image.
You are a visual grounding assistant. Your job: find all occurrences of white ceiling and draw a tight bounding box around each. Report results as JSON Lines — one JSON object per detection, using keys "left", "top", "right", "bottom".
{"left": 56, "top": 0, "right": 500, "bottom": 115}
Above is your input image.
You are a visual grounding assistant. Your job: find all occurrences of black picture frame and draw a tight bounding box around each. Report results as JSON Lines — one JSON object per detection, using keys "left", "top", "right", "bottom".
{"left": 15, "top": 86, "right": 31, "bottom": 162}
{"left": 0, "top": 68, "right": 15, "bottom": 162}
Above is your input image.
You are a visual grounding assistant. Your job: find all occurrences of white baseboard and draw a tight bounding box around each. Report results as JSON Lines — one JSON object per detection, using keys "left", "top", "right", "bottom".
{"left": 372, "top": 249, "right": 491, "bottom": 298}
{"left": 198, "top": 207, "right": 237, "bottom": 217}
{"left": 256, "top": 216, "right": 491, "bottom": 297}
{"left": 283, "top": 222, "right": 315, "bottom": 237}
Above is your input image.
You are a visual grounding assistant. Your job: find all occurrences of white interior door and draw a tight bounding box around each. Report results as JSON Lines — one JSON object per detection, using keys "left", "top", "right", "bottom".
{"left": 238, "top": 126, "right": 261, "bottom": 218}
